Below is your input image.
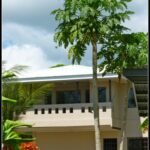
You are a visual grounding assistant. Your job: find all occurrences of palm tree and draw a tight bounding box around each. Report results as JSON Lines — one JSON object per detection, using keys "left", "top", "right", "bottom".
{"left": 2, "top": 61, "right": 28, "bottom": 120}
{"left": 2, "top": 62, "right": 53, "bottom": 120}
{"left": 2, "top": 63, "right": 35, "bottom": 150}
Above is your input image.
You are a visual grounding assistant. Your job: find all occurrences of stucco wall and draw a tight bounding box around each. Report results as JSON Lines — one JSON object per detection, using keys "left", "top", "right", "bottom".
{"left": 33, "top": 130, "right": 121, "bottom": 150}
{"left": 34, "top": 131, "right": 95, "bottom": 150}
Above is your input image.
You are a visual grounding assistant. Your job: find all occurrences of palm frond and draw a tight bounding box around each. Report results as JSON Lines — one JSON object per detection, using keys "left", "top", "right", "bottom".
{"left": 8, "top": 65, "right": 29, "bottom": 75}
{"left": 2, "top": 96, "right": 17, "bottom": 103}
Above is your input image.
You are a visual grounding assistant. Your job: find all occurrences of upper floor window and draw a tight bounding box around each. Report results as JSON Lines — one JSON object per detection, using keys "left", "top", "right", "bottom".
{"left": 98, "top": 87, "right": 106, "bottom": 102}
{"left": 128, "top": 88, "right": 136, "bottom": 108}
{"left": 56, "top": 90, "right": 80, "bottom": 104}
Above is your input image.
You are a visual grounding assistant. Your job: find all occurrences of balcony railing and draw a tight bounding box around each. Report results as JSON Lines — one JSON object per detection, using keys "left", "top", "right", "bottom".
{"left": 19, "top": 102, "right": 113, "bottom": 128}
{"left": 23, "top": 102, "right": 112, "bottom": 115}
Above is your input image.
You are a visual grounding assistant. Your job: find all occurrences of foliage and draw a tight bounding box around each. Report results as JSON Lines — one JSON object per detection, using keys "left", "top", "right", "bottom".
{"left": 2, "top": 62, "right": 26, "bottom": 121}
{"left": 140, "top": 117, "right": 148, "bottom": 133}
{"left": 20, "top": 142, "right": 40, "bottom": 150}
{"left": 2, "top": 60, "right": 28, "bottom": 81}
{"left": 2, "top": 62, "right": 54, "bottom": 120}
{"left": 2, "top": 96, "right": 17, "bottom": 104}
{"left": 98, "top": 32, "right": 148, "bottom": 76}
{"left": 52, "top": 0, "right": 134, "bottom": 64}
{"left": 3, "top": 82, "right": 53, "bottom": 121}
{"left": 2, "top": 62, "right": 36, "bottom": 150}
{"left": 3, "top": 120, "right": 35, "bottom": 150}
{"left": 50, "top": 64, "right": 65, "bottom": 68}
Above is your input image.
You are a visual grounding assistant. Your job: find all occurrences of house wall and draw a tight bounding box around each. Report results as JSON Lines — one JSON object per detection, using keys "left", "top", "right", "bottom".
{"left": 19, "top": 79, "right": 146, "bottom": 133}
{"left": 33, "top": 130, "right": 121, "bottom": 150}
{"left": 33, "top": 131, "right": 95, "bottom": 150}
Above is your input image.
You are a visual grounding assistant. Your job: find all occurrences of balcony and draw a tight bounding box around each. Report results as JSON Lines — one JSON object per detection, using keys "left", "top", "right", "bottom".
{"left": 19, "top": 103, "right": 113, "bottom": 131}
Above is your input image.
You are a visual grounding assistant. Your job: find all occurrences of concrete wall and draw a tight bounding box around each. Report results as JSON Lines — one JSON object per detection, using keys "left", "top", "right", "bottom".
{"left": 34, "top": 131, "right": 95, "bottom": 150}
{"left": 33, "top": 130, "right": 121, "bottom": 150}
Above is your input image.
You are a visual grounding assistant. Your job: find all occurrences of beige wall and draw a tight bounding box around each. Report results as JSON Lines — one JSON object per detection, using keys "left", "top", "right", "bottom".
{"left": 34, "top": 131, "right": 95, "bottom": 150}
{"left": 33, "top": 130, "right": 122, "bottom": 150}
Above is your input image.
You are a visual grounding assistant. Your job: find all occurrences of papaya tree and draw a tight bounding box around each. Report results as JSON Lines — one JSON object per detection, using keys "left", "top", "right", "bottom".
{"left": 51, "top": 0, "right": 134, "bottom": 149}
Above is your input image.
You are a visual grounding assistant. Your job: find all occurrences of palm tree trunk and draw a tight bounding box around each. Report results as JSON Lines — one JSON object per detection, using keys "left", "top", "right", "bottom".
{"left": 92, "top": 33, "right": 101, "bottom": 150}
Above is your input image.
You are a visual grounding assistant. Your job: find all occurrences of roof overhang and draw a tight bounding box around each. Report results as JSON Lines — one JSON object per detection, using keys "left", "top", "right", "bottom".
{"left": 7, "top": 74, "right": 127, "bottom": 83}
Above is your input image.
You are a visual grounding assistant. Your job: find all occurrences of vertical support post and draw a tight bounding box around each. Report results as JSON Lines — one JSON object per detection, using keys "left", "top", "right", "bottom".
{"left": 109, "top": 80, "right": 111, "bottom": 102}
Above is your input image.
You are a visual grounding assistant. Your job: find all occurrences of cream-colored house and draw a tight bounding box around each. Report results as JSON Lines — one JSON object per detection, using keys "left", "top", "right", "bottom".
{"left": 14, "top": 65, "right": 148, "bottom": 150}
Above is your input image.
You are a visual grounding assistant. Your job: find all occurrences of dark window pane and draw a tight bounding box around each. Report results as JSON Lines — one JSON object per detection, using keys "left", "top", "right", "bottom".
{"left": 128, "top": 138, "right": 148, "bottom": 150}
{"left": 98, "top": 87, "right": 106, "bottom": 102}
{"left": 44, "top": 91, "right": 52, "bottom": 104}
{"left": 56, "top": 90, "right": 80, "bottom": 104}
{"left": 104, "top": 138, "right": 117, "bottom": 150}
{"left": 128, "top": 88, "right": 136, "bottom": 108}
{"left": 85, "top": 90, "right": 90, "bottom": 103}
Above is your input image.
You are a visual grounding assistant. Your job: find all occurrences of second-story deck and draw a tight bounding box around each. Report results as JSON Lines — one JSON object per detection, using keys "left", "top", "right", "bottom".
{"left": 19, "top": 103, "right": 114, "bottom": 131}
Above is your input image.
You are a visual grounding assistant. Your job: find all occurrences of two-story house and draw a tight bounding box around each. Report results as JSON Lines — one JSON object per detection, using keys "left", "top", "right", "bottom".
{"left": 13, "top": 65, "right": 148, "bottom": 150}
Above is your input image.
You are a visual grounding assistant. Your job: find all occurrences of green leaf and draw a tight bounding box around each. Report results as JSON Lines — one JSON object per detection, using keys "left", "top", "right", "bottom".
{"left": 140, "top": 118, "right": 148, "bottom": 132}
{"left": 2, "top": 96, "right": 17, "bottom": 103}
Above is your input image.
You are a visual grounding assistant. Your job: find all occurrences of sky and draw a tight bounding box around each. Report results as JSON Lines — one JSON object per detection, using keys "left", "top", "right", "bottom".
{"left": 2, "top": 0, "right": 148, "bottom": 71}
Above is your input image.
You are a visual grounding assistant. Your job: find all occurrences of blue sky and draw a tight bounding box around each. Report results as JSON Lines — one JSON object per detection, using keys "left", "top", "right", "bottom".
{"left": 2, "top": 0, "right": 148, "bottom": 71}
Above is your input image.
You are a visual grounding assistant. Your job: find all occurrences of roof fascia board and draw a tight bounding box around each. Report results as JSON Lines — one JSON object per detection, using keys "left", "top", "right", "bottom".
{"left": 7, "top": 74, "right": 121, "bottom": 83}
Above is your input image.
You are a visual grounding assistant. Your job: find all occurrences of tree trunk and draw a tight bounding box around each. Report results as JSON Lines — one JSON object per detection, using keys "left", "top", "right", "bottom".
{"left": 92, "top": 34, "right": 101, "bottom": 150}
{"left": 119, "top": 82, "right": 130, "bottom": 150}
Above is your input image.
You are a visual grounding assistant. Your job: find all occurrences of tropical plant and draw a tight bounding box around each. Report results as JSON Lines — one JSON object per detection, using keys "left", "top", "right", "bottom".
{"left": 2, "top": 62, "right": 36, "bottom": 150}
{"left": 2, "top": 61, "right": 53, "bottom": 120}
{"left": 140, "top": 117, "right": 148, "bottom": 133}
{"left": 3, "top": 120, "right": 35, "bottom": 150}
{"left": 3, "top": 82, "right": 53, "bottom": 120}
{"left": 2, "top": 62, "right": 28, "bottom": 121}
{"left": 2, "top": 61, "right": 28, "bottom": 81}
{"left": 2, "top": 96, "right": 17, "bottom": 104}
{"left": 51, "top": 0, "right": 134, "bottom": 149}
{"left": 50, "top": 64, "right": 65, "bottom": 68}
{"left": 98, "top": 32, "right": 148, "bottom": 77}
{"left": 20, "top": 142, "right": 40, "bottom": 150}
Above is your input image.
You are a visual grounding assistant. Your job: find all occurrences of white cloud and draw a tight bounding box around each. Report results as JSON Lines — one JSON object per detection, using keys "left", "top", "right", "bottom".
{"left": 123, "top": 14, "right": 148, "bottom": 33}
{"left": 123, "top": 0, "right": 148, "bottom": 33}
{"left": 2, "top": 22, "right": 71, "bottom": 66}
{"left": 2, "top": 44, "right": 57, "bottom": 71}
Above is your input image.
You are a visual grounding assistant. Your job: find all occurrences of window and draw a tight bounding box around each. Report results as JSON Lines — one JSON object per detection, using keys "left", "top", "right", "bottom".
{"left": 44, "top": 91, "right": 52, "bottom": 104}
{"left": 98, "top": 87, "right": 106, "bottom": 102}
{"left": 103, "top": 138, "right": 117, "bottom": 150}
{"left": 128, "top": 88, "right": 136, "bottom": 108}
{"left": 56, "top": 90, "right": 80, "bottom": 104}
{"left": 128, "top": 138, "right": 148, "bottom": 150}
{"left": 85, "top": 89, "right": 90, "bottom": 103}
